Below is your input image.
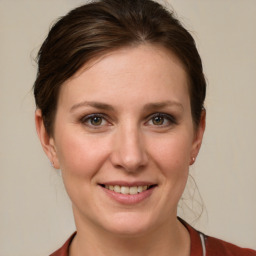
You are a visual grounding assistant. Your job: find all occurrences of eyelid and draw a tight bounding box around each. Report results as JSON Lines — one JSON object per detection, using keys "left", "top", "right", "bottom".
{"left": 80, "top": 113, "right": 111, "bottom": 128}
{"left": 145, "top": 112, "right": 177, "bottom": 126}
{"left": 79, "top": 112, "right": 176, "bottom": 129}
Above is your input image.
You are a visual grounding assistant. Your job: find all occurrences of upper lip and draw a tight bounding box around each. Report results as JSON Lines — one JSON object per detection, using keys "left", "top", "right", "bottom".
{"left": 99, "top": 181, "right": 156, "bottom": 187}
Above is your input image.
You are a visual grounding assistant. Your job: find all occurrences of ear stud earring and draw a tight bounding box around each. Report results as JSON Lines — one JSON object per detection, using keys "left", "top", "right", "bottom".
{"left": 190, "top": 157, "right": 196, "bottom": 165}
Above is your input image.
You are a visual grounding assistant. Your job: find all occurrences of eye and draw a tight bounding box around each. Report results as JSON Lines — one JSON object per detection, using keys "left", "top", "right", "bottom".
{"left": 146, "top": 113, "right": 176, "bottom": 127}
{"left": 90, "top": 116, "right": 103, "bottom": 126}
{"left": 81, "top": 114, "right": 109, "bottom": 128}
{"left": 152, "top": 115, "right": 165, "bottom": 125}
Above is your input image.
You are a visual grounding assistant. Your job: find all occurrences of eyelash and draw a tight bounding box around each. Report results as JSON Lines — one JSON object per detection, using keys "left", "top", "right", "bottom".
{"left": 80, "top": 112, "right": 177, "bottom": 129}
{"left": 146, "top": 113, "right": 177, "bottom": 127}
{"left": 80, "top": 113, "right": 109, "bottom": 129}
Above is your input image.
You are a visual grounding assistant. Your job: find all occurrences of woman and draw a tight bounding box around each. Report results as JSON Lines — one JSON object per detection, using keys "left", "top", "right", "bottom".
{"left": 33, "top": 0, "right": 256, "bottom": 255}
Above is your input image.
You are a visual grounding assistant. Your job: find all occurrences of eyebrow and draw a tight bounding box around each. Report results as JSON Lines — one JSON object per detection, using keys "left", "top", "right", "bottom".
{"left": 143, "top": 101, "right": 184, "bottom": 111}
{"left": 70, "top": 100, "right": 183, "bottom": 112}
{"left": 70, "top": 101, "right": 114, "bottom": 112}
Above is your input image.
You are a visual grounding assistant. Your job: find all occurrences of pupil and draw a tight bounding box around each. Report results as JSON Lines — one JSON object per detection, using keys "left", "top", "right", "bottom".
{"left": 91, "top": 117, "right": 102, "bottom": 125}
{"left": 153, "top": 116, "right": 163, "bottom": 125}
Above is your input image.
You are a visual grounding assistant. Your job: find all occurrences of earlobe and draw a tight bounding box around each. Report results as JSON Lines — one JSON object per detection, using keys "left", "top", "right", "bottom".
{"left": 190, "top": 110, "right": 206, "bottom": 165}
{"left": 35, "top": 109, "right": 60, "bottom": 169}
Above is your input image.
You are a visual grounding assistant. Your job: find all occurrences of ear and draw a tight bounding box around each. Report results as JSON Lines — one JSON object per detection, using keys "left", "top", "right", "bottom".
{"left": 190, "top": 109, "right": 206, "bottom": 165}
{"left": 35, "top": 109, "right": 60, "bottom": 169}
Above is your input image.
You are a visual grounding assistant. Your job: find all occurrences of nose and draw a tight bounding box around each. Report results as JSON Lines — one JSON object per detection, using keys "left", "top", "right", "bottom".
{"left": 110, "top": 124, "right": 148, "bottom": 173}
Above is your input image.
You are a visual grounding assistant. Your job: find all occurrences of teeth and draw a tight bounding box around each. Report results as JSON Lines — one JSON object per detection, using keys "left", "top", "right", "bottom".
{"left": 121, "top": 186, "right": 129, "bottom": 194}
{"left": 137, "top": 186, "right": 143, "bottom": 193}
{"left": 114, "top": 185, "right": 121, "bottom": 193}
{"left": 104, "top": 185, "right": 150, "bottom": 194}
{"left": 129, "top": 186, "right": 138, "bottom": 195}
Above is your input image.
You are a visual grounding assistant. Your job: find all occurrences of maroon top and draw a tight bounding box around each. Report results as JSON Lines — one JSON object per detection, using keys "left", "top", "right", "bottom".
{"left": 50, "top": 219, "right": 256, "bottom": 256}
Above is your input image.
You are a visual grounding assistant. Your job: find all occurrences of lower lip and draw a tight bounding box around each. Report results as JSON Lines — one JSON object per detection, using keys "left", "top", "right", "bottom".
{"left": 100, "top": 186, "right": 156, "bottom": 205}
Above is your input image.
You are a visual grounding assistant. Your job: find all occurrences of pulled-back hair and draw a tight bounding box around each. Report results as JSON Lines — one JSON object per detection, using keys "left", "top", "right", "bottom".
{"left": 34, "top": 0, "right": 206, "bottom": 135}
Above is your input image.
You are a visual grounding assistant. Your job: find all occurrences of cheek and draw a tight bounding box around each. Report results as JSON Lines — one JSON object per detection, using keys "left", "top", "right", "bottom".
{"left": 149, "top": 132, "right": 192, "bottom": 172}
{"left": 55, "top": 131, "right": 110, "bottom": 179}
{"left": 143, "top": 133, "right": 192, "bottom": 218}
{"left": 148, "top": 132, "right": 192, "bottom": 195}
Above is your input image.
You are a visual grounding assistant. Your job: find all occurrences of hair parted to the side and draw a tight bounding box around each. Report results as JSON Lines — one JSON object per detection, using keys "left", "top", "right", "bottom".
{"left": 33, "top": 0, "right": 206, "bottom": 136}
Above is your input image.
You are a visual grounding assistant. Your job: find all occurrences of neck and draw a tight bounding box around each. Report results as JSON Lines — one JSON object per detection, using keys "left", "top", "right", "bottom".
{"left": 70, "top": 213, "right": 190, "bottom": 256}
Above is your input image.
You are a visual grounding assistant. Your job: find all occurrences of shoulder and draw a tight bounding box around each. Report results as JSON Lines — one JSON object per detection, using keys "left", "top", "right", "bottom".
{"left": 49, "top": 232, "right": 76, "bottom": 256}
{"left": 204, "top": 234, "right": 256, "bottom": 256}
{"left": 179, "top": 218, "right": 256, "bottom": 256}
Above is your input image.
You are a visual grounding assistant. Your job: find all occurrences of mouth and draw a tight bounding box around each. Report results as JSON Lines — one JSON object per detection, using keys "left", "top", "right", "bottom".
{"left": 100, "top": 184, "right": 157, "bottom": 195}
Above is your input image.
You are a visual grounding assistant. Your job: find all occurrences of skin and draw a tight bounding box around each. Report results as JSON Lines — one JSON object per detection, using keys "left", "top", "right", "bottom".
{"left": 36, "top": 44, "right": 205, "bottom": 256}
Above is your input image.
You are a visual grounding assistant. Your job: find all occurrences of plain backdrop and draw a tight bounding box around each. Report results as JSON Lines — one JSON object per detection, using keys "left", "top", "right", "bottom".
{"left": 0, "top": 0, "right": 256, "bottom": 255}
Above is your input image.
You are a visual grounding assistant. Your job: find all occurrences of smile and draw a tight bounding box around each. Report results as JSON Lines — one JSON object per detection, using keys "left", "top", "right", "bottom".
{"left": 103, "top": 185, "right": 153, "bottom": 195}
{"left": 99, "top": 183, "right": 157, "bottom": 204}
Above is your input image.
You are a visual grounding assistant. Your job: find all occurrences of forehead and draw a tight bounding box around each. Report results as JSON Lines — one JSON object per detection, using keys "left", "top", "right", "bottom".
{"left": 73, "top": 44, "right": 187, "bottom": 82}
{"left": 58, "top": 44, "right": 189, "bottom": 108}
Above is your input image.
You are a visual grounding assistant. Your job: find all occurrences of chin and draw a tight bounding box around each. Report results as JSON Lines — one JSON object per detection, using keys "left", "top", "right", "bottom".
{"left": 100, "top": 212, "right": 160, "bottom": 237}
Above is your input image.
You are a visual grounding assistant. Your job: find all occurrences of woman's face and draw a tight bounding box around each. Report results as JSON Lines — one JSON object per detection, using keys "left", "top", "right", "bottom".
{"left": 38, "top": 45, "right": 204, "bottom": 236}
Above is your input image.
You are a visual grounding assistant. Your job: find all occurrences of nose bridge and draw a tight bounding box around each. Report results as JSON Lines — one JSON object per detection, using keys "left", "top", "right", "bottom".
{"left": 111, "top": 121, "right": 148, "bottom": 172}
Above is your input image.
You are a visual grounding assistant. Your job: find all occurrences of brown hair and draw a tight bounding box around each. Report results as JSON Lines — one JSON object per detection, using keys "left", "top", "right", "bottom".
{"left": 34, "top": 0, "right": 206, "bottom": 135}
